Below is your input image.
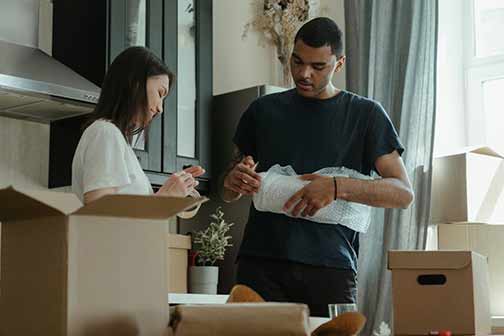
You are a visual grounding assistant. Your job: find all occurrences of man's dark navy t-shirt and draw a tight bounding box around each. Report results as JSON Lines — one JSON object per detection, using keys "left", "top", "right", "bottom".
{"left": 233, "top": 89, "right": 404, "bottom": 272}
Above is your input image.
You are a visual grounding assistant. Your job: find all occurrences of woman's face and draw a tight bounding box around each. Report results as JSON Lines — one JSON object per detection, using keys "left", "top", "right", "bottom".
{"left": 142, "top": 74, "right": 170, "bottom": 126}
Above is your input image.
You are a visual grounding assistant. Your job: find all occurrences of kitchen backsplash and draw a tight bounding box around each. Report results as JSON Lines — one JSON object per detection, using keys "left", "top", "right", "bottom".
{"left": 0, "top": 116, "right": 49, "bottom": 189}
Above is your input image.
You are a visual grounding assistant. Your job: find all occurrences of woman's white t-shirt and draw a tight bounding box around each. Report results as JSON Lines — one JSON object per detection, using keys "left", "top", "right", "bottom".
{"left": 72, "top": 120, "right": 153, "bottom": 201}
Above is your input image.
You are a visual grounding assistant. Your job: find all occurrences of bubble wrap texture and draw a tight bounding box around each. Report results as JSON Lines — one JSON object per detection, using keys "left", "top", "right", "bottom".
{"left": 253, "top": 165, "right": 373, "bottom": 233}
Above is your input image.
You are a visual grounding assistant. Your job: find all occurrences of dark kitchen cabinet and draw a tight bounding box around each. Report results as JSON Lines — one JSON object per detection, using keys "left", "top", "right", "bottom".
{"left": 50, "top": 0, "right": 212, "bottom": 189}
{"left": 163, "top": 0, "right": 212, "bottom": 180}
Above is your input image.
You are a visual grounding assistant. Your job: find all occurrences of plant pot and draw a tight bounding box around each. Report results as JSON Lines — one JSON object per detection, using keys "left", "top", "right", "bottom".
{"left": 189, "top": 266, "right": 219, "bottom": 294}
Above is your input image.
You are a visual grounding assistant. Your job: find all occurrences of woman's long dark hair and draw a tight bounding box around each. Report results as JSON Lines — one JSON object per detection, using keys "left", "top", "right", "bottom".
{"left": 85, "top": 46, "right": 175, "bottom": 144}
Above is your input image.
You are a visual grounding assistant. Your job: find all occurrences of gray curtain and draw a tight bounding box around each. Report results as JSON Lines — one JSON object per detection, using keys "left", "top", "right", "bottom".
{"left": 344, "top": 1, "right": 438, "bottom": 334}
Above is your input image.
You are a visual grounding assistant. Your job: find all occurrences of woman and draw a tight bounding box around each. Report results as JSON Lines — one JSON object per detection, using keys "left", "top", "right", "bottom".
{"left": 72, "top": 46, "right": 204, "bottom": 213}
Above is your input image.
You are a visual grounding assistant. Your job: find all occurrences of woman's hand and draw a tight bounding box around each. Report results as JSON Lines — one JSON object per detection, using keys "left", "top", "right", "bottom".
{"left": 183, "top": 165, "right": 205, "bottom": 179}
{"left": 156, "top": 166, "right": 205, "bottom": 197}
{"left": 157, "top": 171, "right": 196, "bottom": 197}
{"left": 177, "top": 175, "right": 203, "bottom": 219}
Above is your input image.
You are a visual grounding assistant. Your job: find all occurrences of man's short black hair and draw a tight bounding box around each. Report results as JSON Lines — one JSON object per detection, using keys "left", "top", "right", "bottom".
{"left": 294, "top": 17, "right": 343, "bottom": 56}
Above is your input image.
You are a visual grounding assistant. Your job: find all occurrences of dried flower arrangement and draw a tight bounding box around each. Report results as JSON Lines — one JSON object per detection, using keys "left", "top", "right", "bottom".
{"left": 243, "top": 0, "right": 321, "bottom": 87}
{"left": 192, "top": 207, "right": 234, "bottom": 266}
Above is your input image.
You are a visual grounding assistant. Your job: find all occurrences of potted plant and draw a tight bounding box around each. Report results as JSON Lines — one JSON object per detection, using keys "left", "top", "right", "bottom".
{"left": 190, "top": 207, "right": 234, "bottom": 294}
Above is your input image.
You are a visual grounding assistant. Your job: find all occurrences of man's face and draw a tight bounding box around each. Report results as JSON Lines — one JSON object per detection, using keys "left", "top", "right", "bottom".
{"left": 290, "top": 39, "right": 345, "bottom": 99}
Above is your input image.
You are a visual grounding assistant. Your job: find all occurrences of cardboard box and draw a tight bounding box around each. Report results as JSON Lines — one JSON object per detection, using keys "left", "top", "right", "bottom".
{"left": 169, "top": 303, "right": 310, "bottom": 336}
{"left": 437, "top": 223, "right": 504, "bottom": 316}
{"left": 430, "top": 146, "right": 504, "bottom": 224}
{"left": 388, "top": 250, "right": 491, "bottom": 336}
{"left": 0, "top": 186, "right": 206, "bottom": 336}
{"left": 493, "top": 316, "right": 504, "bottom": 334}
{"left": 167, "top": 234, "right": 191, "bottom": 293}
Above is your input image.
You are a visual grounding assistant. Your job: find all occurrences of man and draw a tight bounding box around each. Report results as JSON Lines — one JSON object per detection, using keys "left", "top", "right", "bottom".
{"left": 220, "top": 17, "right": 414, "bottom": 317}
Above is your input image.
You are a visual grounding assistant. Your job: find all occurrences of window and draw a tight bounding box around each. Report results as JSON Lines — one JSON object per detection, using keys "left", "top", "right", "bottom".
{"left": 474, "top": 0, "right": 504, "bottom": 57}
{"left": 466, "top": 0, "right": 504, "bottom": 153}
{"left": 435, "top": 0, "right": 504, "bottom": 155}
{"left": 435, "top": 0, "right": 504, "bottom": 324}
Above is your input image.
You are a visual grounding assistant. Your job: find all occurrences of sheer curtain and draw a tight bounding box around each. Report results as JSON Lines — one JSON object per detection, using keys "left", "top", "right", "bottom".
{"left": 344, "top": 0, "right": 438, "bottom": 333}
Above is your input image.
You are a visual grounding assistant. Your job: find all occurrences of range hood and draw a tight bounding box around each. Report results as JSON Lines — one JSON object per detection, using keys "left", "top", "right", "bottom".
{"left": 0, "top": 39, "right": 100, "bottom": 123}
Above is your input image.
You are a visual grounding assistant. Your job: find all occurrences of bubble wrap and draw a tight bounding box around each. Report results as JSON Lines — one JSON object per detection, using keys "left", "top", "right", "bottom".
{"left": 253, "top": 165, "right": 373, "bottom": 233}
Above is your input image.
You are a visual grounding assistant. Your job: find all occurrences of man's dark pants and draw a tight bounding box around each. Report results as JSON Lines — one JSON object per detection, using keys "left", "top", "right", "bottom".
{"left": 236, "top": 256, "right": 357, "bottom": 317}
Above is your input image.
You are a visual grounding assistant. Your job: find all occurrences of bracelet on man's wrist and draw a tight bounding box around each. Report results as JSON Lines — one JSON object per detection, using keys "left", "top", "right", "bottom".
{"left": 333, "top": 176, "right": 338, "bottom": 200}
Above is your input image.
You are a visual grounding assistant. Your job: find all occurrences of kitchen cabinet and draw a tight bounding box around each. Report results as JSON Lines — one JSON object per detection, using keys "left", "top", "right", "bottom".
{"left": 50, "top": 0, "right": 212, "bottom": 189}
{"left": 108, "top": 0, "right": 164, "bottom": 173}
{"left": 163, "top": 0, "right": 212, "bottom": 179}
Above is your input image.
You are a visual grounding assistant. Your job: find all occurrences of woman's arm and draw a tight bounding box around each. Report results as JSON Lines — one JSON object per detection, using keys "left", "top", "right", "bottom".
{"left": 83, "top": 187, "right": 118, "bottom": 204}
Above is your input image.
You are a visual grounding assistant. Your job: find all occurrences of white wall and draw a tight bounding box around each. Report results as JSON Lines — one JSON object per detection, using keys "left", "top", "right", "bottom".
{"left": 213, "top": 0, "right": 277, "bottom": 95}
{"left": 321, "top": 0, "right": 346, "bottom": 90}
{"left": 0, "top": 0, "right": 40, "bottom": 47}
{"left": 213, "top": 0, "right": 346, "bottom": 95}
{"left": 434, "top": 0, "right": 467, "bottom": 156}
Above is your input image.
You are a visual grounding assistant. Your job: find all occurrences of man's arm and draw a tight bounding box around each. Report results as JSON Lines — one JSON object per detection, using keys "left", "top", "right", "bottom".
{"left": 336, "top": 150, "right": 414, "bottom": 209}
{"left": 219, "top": 146, "right": 261, "bottom": 203}
{"left": 284, "top": 150, "right": 414, "bottom": 217}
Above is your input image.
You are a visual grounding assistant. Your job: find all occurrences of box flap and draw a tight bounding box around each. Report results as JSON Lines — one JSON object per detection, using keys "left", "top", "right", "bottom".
{"left": 470, "top": 146, "right": 504, "bottom": 158}
{"left": 167, "top": 234, "right": 192, "bottom": 249}
{"left": 0, "top": 186, "right": 76, "bottom": 221}
{"left": 73, "top": 194, "right": 208, "bottom": 219}
{"left": 388, "top": 250, "right": 477, "bottom": 270}
{"left": 19, "top": 189, "right": 82, "bottom": 214}
{"left": 436, "top": 145, "right": 504, "bottom": 159}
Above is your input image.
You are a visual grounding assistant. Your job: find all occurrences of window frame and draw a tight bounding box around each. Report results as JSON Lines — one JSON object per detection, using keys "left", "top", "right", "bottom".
{"left": 464, "top": 0, "right": 504, "bottom": 147}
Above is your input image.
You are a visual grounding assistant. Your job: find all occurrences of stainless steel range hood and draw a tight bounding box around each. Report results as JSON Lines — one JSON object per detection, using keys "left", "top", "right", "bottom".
{"left": 0, "top": 39, "right": 100, "bottom": 123}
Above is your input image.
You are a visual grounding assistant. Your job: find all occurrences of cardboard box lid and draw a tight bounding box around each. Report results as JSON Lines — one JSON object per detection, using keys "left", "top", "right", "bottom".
{"left": 0, "top": 186, "right": 82, "bottom": 221}
{"left": 388, "top": 250, "right": 484, "bottom": 270}
{"left": 435, "top": 146, "right": 504, "bottom": 159}
{"left": 0, "top": 186, "right": 208, "bottom": 221}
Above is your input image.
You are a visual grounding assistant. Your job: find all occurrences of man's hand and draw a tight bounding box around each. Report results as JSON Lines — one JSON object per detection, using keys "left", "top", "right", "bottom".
{"left": 283, "top": 174, "right": 335, "bottom": 217}
{"left": 223, "top": 156, "right": 261, "bottom": 196}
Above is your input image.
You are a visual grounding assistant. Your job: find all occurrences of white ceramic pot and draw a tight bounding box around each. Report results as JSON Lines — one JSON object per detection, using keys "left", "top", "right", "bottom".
{"left": 189, "top": 266, "right": 219, "bottom": 294}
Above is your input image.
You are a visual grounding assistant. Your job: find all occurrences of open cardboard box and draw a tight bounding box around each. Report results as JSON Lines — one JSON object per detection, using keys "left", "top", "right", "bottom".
{"left": 0, "top": 186, "right": 207, "bottom": 336}
{"left": 431, "top": 146, "right": 504, "bottom": 224}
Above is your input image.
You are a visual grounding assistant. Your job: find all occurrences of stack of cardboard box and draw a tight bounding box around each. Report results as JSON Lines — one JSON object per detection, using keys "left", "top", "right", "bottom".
{"left": 430, "top": 146, "right": 504, "bottom": 334}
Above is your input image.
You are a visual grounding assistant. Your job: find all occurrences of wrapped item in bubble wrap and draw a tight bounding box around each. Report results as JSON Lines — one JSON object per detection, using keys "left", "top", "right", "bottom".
{"left": 253, "top": 165, "right": 373, "bottom": 233}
